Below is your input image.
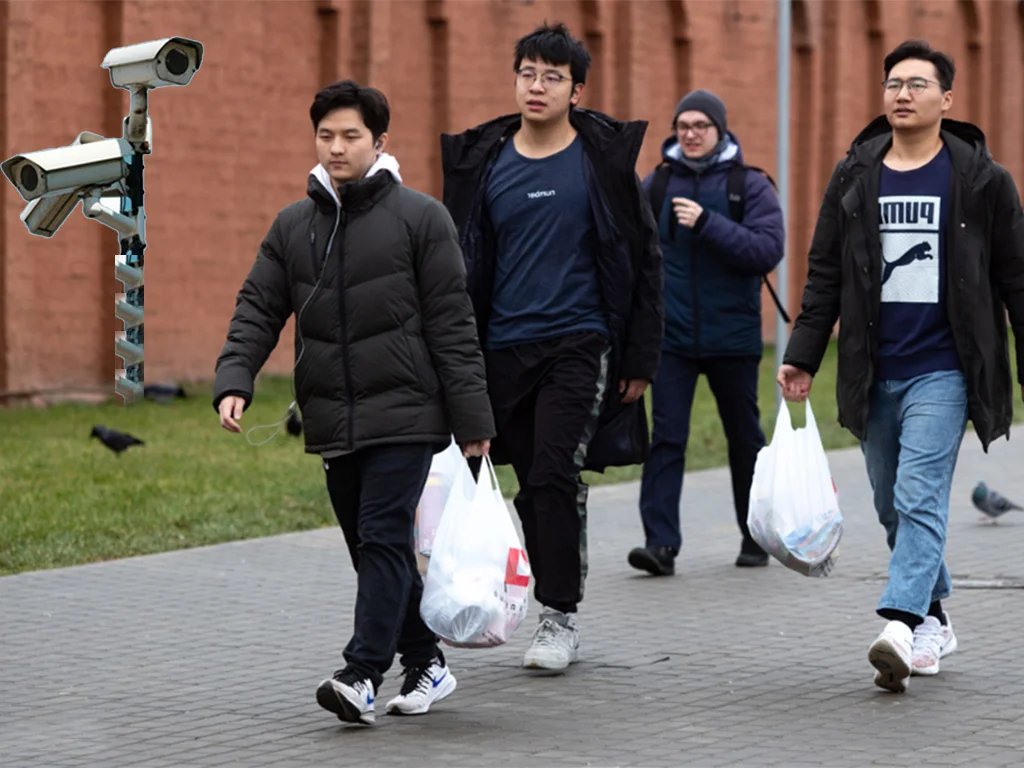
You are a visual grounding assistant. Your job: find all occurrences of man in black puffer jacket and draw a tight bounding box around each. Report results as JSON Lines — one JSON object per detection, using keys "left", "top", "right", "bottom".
{"left": 212, "top": 81, "right": 494, "bottom": 726}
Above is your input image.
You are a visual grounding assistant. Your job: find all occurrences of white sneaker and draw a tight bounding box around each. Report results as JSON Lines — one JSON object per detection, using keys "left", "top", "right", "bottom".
{"left": 868, "top": 620, "right": 913, "bottom": 693}
{"left": 912, "top": 613, "right": 958, "bottom": 676}
{"left": 523, "top": 610, "right": 580, "bottom": 672}
{"left": 386, "top": 656, "right": 457, "bottom": 716}
{"left": 315, "top": 670, "right": 376, "bottom": 724}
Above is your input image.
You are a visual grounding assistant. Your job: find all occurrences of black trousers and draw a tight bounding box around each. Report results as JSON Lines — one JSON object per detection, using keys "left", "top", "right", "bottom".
{"left": 483, "top": 331, "right": 608, "bottom": 614}
{"left": 638, "top": 351, "right": 766, "bottom": 554}
{"left": 323, "top": 443, "right": 439, "bottom": 690}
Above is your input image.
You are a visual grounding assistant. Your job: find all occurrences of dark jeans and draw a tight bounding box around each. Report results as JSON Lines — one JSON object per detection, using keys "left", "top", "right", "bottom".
{"left": 638, "top": 351, "right": 766, "bottom": 555}
{"left": 323, "top": 443, "right": 439, "bottom": 690}
{"left": 483, "top": 331, "right": 609, "bottom": 614}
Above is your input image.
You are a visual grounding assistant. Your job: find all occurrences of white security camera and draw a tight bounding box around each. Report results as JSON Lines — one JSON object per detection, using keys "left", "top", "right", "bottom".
{"left": 101, "top": 36, "right": 203, "bottom": 90}
{"left": 15, "top": 131, "right": 109, "bottom": 237}
{"left": 0, "top": 137, "right": 128, "bottom": 203}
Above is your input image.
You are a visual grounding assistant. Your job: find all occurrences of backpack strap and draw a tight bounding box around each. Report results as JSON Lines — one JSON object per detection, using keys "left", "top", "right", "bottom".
{"left": 647, "top": 162, "right": 673, "bottom": 237}
{"left": 727, "top": 163, "right": 790, "bottom": 324}
{"left": 726, "top": 164, "right": 747, "bottom": 223}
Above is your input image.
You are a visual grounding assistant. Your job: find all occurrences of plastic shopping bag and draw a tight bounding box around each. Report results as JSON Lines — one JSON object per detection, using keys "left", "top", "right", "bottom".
{"left": 414, "top": 436, "right": 463, "bottom": 559}
{"left": 419, "top": 456, "right": 531, "bottom": 648}
{"left": 747, "top": 399, "right": 843, "bottom": 577}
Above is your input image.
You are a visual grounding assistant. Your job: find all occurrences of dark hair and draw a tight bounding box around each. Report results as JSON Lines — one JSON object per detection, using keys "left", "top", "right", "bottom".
{"left": 513, "top": 21, "right": 591, "bottom": 86}
{"left": 884, "top": 39, "right": 955, "bottom": 91}
{"left": 309, "top": 79, "right": 390, "bottom": 138}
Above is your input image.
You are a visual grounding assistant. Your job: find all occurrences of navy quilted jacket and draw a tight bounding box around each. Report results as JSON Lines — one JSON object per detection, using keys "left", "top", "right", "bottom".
{"left": 641, "top": 133, "right": 784, "bottom": 358}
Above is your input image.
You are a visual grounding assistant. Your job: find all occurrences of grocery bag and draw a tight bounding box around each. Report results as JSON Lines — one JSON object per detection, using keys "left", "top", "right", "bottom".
{"left": 414, "top": 436, "right": 463, "bottom": 560}
{"left": 419, "top": 456, "right": 531, "bottom": 648}
{"left": 747, "top": 399, "right": 842, "bottom": 577}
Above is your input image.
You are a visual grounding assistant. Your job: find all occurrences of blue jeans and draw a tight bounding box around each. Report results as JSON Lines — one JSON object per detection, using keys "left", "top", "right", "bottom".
{"left": 860, "top": 370, "right": 968, "bottom": 620}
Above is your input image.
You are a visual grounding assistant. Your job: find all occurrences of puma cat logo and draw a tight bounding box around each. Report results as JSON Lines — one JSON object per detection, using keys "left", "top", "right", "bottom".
{"left": 882, "top": 241, "right": 933, "bottom": 285}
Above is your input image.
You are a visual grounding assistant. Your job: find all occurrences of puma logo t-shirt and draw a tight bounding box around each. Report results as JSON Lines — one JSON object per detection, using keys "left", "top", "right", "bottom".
{"left": 876, "top": 144, "right": 961, "bottom": 381}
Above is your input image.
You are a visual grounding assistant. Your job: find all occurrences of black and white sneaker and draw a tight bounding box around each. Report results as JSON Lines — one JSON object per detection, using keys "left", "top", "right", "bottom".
{"left": 385, "top": 656, "right": 457, "bottom": 716}
{"left": 316, "top": 668, "right": 376, "bottom": 724}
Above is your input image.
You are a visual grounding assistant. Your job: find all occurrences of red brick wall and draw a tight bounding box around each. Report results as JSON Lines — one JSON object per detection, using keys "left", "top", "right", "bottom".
{"left": 1, "top": 0, "right": 1021, "bottom": 400}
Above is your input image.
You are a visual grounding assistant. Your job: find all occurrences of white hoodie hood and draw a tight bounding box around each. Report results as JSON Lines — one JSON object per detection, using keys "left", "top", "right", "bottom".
{"left": 309, "top": 152, "right": 403, "bottom": 206}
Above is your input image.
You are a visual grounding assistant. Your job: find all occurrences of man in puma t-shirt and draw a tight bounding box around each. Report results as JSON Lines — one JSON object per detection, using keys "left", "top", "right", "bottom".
{"left": 779, "top": 39, "right": 1024, "bottom": 693}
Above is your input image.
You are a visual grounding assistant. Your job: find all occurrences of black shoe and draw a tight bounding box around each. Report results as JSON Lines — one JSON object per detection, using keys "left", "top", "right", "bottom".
{"left": 735, "top": 550, "right": 770, "bottom": 568}
{"left": 628, "top": 546, "right": 676, "bottom": 576}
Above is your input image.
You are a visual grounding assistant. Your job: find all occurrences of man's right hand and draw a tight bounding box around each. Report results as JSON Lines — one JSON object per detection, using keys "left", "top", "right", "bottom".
{"left": 777, "top": 364, "right": 814, "bottom": 402}
{"left": 218, "top": 396, "right": 247, "bottom": 433}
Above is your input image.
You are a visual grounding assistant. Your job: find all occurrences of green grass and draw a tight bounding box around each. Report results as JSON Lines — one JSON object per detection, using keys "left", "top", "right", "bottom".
{"left": 1, "top": 340, "right": 1018, "bottom": 575}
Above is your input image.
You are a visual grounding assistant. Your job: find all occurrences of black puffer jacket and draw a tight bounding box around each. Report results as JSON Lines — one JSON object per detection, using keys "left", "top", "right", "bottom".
{"left": 784, "top": 117, "right": 1024, "bottom": 450}
{"left": 213, "top": 164, "right": 495, "bottom": 455}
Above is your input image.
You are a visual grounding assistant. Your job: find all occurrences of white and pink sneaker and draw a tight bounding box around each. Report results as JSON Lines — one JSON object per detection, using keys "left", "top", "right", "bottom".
{"left": 868, "top": 620, "right": 913, "bottom": 693}
{"left": 912, "top": 613, "right": 958, "bottom": 676}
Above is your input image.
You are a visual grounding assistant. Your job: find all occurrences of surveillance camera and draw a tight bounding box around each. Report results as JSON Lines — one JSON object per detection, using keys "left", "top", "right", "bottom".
{"left": 1, "top": 136, "right": 127, "bottom": 203}
{"left": 11, "top": 131, "right": 111, "bottom": 236}
{"left": 101, "top": 36, "right": 203, "bottom": 90}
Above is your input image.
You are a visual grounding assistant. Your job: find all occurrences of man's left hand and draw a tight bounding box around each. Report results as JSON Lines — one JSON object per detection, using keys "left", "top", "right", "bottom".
{"left": 619, "top": 379, "right": 649, "bottom": 404}
{"left": 461, "top": 439, "right": 491, "bottom": 458}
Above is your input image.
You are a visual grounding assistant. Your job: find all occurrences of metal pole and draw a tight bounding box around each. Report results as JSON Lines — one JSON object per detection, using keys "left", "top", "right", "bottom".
{"left": 114, "top": 92, "right": 149, "bottom": 405}
{"left": 114, "top": 152, "right": 145, "bottom": 404}
{"left": 775, "top": 0, "right": 791, "bottom": 408}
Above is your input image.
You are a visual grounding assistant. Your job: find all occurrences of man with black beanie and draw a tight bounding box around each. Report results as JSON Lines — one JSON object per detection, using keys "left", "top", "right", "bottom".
{"left": 628, "top": 88, "right": 785, "bottom": 576}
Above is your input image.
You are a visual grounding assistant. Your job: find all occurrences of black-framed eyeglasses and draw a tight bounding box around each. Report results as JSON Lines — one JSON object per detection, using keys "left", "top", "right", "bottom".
{"left": 882, "top": 77, "right": 943, "bottom": 95}
{"left": 516, "top": 68, "right": 571, "bottom": 89}
{"left": 675, "top": 120, "right": 714, "bottom": 135}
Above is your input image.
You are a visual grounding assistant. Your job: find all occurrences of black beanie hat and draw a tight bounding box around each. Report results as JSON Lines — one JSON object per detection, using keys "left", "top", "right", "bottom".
{"left": 672, "top": 89, "right": 727, "bottom": 136}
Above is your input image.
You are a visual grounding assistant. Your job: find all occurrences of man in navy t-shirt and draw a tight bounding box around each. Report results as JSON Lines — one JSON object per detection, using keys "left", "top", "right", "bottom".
{"left": 780, "top": 39, "right": 1024, "bottom": 694}
{"left": 439, "top": 23, "right": 664, "bottom": 674}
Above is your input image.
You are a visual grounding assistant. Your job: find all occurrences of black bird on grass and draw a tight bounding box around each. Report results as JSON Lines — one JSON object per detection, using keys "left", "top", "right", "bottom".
{"left": 286, "top": 406, "right": 303, "bottom": 437}
{"left": 90, "top": 425, "right": 145, "bottom": 456}
{"left": 143, "top": 383, "right": 187, "bottom": 403}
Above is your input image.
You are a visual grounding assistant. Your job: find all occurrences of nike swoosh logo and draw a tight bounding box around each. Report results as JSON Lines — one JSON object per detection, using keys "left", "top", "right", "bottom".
{"left": 432, "top": 671, "right": 447, "bottom": 688}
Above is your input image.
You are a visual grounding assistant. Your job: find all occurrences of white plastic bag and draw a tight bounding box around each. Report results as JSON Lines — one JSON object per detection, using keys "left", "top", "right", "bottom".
{"left": 419, "top": 456, "right": 531, "bottom": 648}
{"left": 747, "top": 399, "right": 842, "bottom": 577}
{"left": 414, "top": 436, "right": 463, "bottom": 558}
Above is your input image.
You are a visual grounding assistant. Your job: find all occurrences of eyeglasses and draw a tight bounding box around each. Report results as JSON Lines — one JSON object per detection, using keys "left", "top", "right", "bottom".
{"left": 882, "top": 77, "right": 943, "bottom": 95}
{"left": 675, "top": 121, "right": 714, "bottom": 135}
{"left": 516, "top": 68, "right": 571, "bottom": 89}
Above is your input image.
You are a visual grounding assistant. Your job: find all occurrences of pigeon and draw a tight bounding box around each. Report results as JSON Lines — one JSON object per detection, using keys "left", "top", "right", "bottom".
{"left": 90, "top": 425, "right": 145, "bottom": 456}
{"left": 972, "top": 481, "right": 1022, "bottom": 519}
{"left": 286, "top": 407, "right": 302, "bottom": 437}
{"left": 144, "top": 383, "right": 187, "bottom": 403}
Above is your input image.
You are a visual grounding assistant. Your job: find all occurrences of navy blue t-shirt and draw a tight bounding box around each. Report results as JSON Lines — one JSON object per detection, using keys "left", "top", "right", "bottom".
{"left": 484, "top": 135, "right": 608, "bottom": 349}
{"left": 876, "top": 145, "right": 961, "bottom": 381}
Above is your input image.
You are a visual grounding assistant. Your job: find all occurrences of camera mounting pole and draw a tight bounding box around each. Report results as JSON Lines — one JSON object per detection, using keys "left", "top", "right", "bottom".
{"left": 113, "top": 89, "right": 151, "bottom": 405}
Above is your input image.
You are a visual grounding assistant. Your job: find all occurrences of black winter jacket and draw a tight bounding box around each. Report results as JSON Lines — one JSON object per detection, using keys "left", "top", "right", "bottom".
{"left": 784, "top": 117, "right": 1024, "bottom": 450}
{"left": 440, "top": 108, "right": 665, "bottom": 471}
{"left": 212, "top": 165, "right": 496, "bottom": 455}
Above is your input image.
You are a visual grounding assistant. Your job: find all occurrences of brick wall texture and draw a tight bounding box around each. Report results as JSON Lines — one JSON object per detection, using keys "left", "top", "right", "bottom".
{"left": 0, "top": 0, "right": 1022, "bottom": 400}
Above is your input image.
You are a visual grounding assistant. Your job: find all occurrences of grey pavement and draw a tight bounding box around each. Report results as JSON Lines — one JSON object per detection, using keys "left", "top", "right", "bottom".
{"left": 2, "top": 428, "right": 1024, "bottom": 767}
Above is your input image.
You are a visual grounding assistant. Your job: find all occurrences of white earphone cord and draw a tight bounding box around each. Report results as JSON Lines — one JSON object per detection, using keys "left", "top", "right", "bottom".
{"left": 242, "top": 201, "right": 339, "bottom": 447}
